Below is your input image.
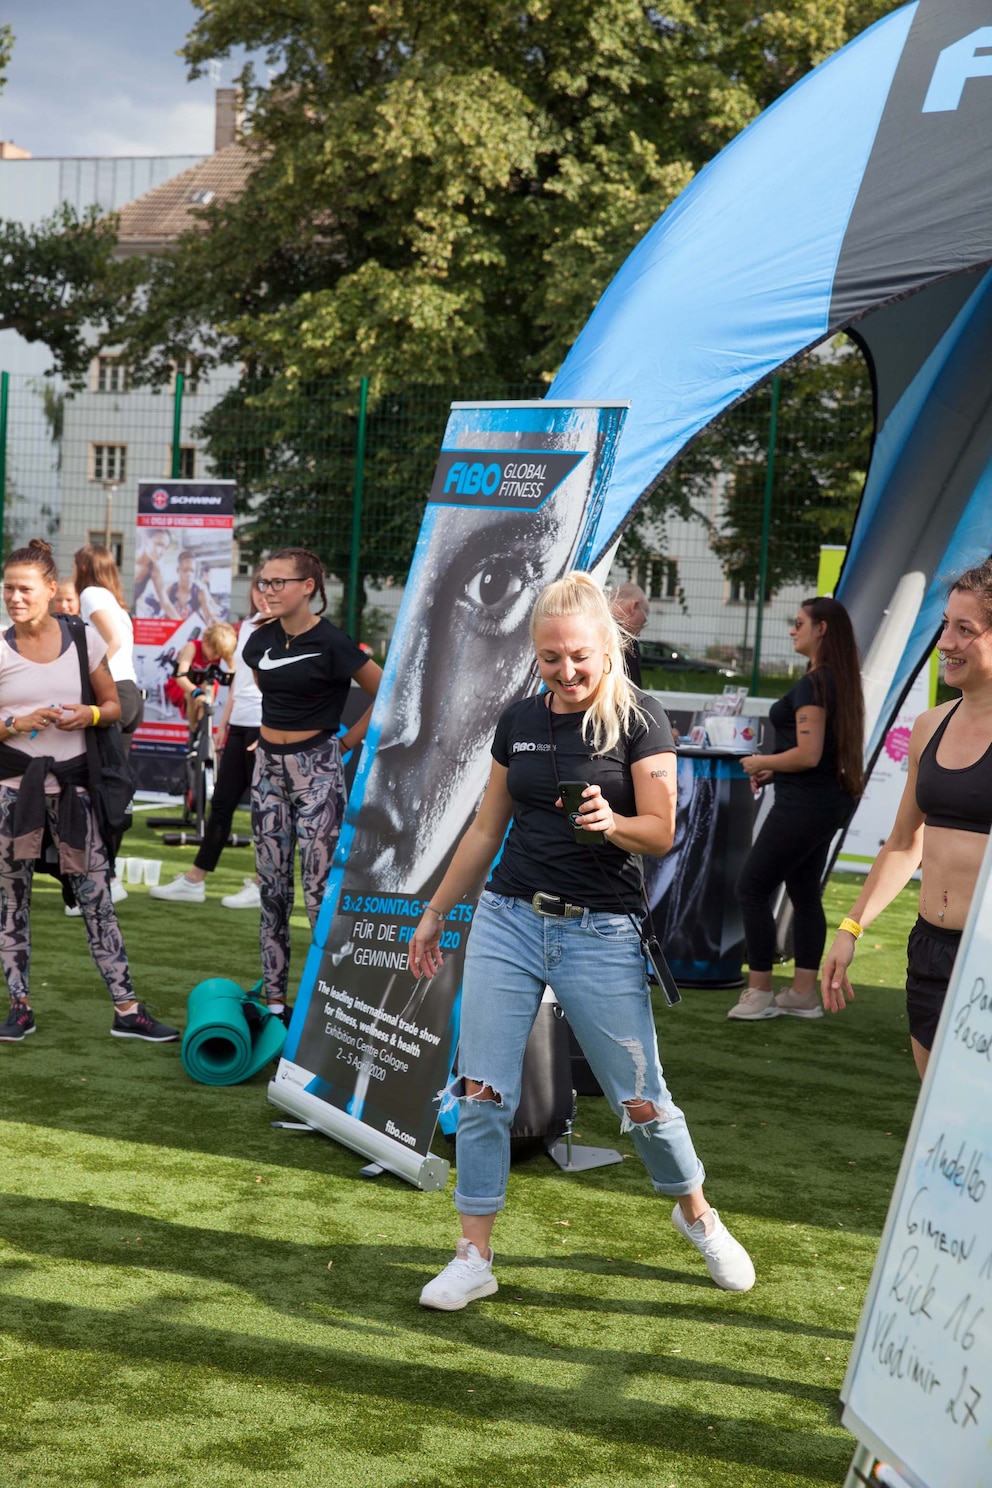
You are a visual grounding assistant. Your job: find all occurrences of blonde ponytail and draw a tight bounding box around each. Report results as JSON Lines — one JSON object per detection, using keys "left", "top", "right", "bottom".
{"left": 530, "top": 572, "right": 645, "bottom": 754}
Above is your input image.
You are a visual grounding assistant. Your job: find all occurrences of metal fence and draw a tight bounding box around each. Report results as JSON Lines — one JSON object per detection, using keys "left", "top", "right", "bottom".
{"left": 0, "top": 340, "right": 873, "bottom": 683}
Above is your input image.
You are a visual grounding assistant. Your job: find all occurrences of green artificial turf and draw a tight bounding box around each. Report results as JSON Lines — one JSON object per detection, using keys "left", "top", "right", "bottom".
{"left": 0, "top": 823, "right": 923, "bottom": 1488}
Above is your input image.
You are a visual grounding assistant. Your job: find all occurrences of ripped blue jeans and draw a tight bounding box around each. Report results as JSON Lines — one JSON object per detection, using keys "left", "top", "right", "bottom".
{"left": 451, "top": 891, "right": 705, "bottom": 1216}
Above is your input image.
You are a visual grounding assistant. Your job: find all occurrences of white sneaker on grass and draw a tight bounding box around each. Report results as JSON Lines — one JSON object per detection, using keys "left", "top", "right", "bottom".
{"left": 221, "top": 877, "right": 261, "bottom": 910}
{"left": 772, "top": 987, "right": 824, "bottom": 1019}
{"left": 726, "top": 988, "right": 777, "bottom": 1020}
{"left": 671, "top": 1205, "right": 755, "bottom": 1292}
{"left": 419, "top": 1238, "right": 498, "bottom": 1311}
{"left": 149, "top": 873, "right": 205, "bottom": 904}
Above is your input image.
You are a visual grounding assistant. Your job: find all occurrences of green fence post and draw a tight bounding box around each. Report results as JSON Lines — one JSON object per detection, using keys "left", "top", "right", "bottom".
{"left": 0, "top": 372, "right": 8, "bottom": 557}
{"left": 347, "top": 376, "right": 369, "bottom": 639}
{"left": 750, "top": 373, "right": 781, "bottom": 697}
{"left": 171, "top": 371, "right": 185, "bottom": 479}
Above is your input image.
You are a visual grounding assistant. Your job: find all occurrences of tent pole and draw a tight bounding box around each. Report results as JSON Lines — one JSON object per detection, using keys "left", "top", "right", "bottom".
{"left": 750, "top": 374, "right": 780, "bottom": 697}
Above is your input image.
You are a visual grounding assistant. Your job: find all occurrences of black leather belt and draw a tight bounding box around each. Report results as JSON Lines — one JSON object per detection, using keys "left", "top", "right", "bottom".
{"left": 531, "top": 892, "right": 586, "bottom": 919}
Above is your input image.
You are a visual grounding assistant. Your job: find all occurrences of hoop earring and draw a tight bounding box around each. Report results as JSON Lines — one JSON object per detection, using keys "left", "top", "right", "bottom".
{"left": 604, "top": 655, "right": 613, "bottom": 674}
{"left": 530, "top": 659, "right": 541, "bottom": 679}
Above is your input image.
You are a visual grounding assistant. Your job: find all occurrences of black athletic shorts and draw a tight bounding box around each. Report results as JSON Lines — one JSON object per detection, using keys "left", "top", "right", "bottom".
{"left": 905, "top": 916, "right": 961, "bottom": 1051}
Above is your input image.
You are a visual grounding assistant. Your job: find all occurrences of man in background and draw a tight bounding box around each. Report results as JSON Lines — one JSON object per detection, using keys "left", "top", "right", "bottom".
{"left": 612, "top": 582, "right": 650, "bottom": 687}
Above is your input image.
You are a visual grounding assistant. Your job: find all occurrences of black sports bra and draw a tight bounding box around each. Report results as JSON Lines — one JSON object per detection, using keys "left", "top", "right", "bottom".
{"left": 915, "top": 701, "right": 992, "bottom": 835}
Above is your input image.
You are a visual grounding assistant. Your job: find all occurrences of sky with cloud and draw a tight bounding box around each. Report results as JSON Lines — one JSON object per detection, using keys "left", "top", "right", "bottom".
{"left": 1, "top": 0, "right": 252, "bottom": 158}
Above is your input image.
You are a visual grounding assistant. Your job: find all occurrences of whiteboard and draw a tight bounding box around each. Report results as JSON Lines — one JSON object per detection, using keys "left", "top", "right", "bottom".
{"left": 841, "top": 837, "right": 992, "bottom": 1487}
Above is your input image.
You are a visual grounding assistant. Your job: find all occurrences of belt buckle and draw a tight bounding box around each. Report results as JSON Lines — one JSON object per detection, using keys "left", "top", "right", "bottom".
{"left": 532, "top": 892, "right": 564, "bottom": 917}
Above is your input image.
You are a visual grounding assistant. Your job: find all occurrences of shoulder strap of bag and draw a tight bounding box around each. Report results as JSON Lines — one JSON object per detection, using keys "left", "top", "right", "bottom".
{"left": 64, "top": 615, "right": 102, "bottom": 788}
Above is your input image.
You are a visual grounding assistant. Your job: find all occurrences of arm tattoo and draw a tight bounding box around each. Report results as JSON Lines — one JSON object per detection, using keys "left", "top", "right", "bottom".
{"left": 649, "top": 768, "right": 669, "bottom": 778}
{"left": 97, "top": 658, "right": 112, "bottom": 678}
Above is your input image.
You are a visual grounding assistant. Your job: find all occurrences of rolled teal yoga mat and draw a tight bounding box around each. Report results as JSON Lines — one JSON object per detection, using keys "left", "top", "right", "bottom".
{"left": 181, "top": 977, "right": 286, "bottom": 1086}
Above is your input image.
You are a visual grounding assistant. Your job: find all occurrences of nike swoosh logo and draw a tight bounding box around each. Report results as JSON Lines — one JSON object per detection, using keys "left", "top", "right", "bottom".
{"left": 257, "top": 648, "right": 322, "bottom": 670}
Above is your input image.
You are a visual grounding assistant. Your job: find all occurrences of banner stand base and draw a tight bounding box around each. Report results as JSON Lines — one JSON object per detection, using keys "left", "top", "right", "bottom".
{"left": 267, "top": 1074, "right": 451, "bottom": 1191}
{"left": 359, "top": 1162, "right": 386, "bottom": 1179}
{"left": 547, "top": 1121, "right": 623, "bottom": 1173}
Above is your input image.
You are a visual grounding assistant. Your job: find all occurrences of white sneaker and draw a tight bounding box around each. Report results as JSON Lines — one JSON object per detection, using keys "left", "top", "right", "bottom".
{"left": 419, "top": 1239, "right": 498, "bottom": 1311}
{"left": 149, "top": 873, "right": 206, "bottom": 903}
{"left": 772, "top": 987, "right": 824, "bottom": 1019}
{"left": 671, "top": 1205, "right": 755, "bottom": 1292}
{"left": 64, "top": 904, "right": 82, "bottom": 918}
{"left": 110, "top": 878, "right": 128, "bottom": 904}
{"left": 726, "top": 988, "right": 777, "bottom": 1020}
{"left": 221, "top": 877, "right": 261, "bottom": 910}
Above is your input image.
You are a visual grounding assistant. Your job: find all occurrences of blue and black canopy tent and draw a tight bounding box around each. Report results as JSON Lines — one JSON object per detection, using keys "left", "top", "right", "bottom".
{"left": 550, "top": 0, "right": 992, "bottom": 763}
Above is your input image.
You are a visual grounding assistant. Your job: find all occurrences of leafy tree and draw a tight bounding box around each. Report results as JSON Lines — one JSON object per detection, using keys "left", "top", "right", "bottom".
{"left": 0, "top": 24, "right": 12, "bottom": 95}
{"left": 112, "top": 1, "right": 896, "bottom": 627}
{"left": 119, "top": 0, "right": 902, "bottom": 391}
{"left": 0, "top": 206, "right": 141, "bottom": 384}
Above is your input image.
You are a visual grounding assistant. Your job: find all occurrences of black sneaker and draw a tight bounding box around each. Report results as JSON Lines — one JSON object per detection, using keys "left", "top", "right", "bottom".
{"left": 111, "top": 1003, "right": 180, "bottom": 1042}
{"left": 0, "top": 1002, "right": 36, "bottom": 1041}
{"left": 269, "top": 1004, "right": 293, "bottom": 1029}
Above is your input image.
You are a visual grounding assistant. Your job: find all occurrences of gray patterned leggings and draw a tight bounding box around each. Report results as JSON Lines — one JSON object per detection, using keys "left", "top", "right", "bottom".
{"left": 0, "top": 785, "right": 136, "bottom": 1007}
{"left": 252, "top": 734, "right": 345, "bottom": 1006}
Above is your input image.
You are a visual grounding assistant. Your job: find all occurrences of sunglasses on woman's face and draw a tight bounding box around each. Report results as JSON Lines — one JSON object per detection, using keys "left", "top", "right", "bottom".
{"left": 256, "top": 577, "right": 307, "bottom": 593}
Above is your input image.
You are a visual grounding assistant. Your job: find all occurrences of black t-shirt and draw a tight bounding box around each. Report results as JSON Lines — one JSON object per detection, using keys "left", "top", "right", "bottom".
{"left": 768, "top": 667, "right": 846, "bottom": 804}
{"left": 242, "top": 617, "right": 367, "bottom": 731}
{"left": 487, "top": 692, "right": 677, "bottom": 911}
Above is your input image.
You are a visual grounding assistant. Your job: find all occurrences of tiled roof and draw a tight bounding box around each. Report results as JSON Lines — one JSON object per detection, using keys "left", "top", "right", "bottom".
{"left": 114, "top": 143, "right": 253, "bottom": 251}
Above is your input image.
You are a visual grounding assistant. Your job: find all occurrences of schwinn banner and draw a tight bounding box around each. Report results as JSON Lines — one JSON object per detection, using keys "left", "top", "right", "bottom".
{"left": 130, "top": 480, "right": 235, "bottom": 793}
{"left": 269, "top": 402, "right": 628, "bottom": 1188}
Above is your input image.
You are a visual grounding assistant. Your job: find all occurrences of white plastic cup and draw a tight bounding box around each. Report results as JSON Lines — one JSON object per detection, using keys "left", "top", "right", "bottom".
{"left": 123, "top": 857, "right": 144, "bottom": 885}
{"left": 142, "top": 859, "right": 162, "bottom": 887}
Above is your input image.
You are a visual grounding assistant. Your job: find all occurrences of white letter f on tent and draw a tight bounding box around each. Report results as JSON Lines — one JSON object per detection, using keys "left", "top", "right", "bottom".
{"left": 923, "top": 27, "right": 992, "bottom": 113}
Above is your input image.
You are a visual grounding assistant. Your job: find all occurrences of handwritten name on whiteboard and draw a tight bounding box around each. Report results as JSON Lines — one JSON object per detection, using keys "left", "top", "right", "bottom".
{"left": 842, "top": 846, "right": 992, "bottom": 1487}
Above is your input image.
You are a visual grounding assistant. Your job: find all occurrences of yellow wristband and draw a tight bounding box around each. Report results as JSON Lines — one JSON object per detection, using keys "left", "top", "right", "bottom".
{"left": 90, "top": 705, "right": 101, "bottom": 727}
{"left": 839, "top": 916, "right": 863, "bottom": 940}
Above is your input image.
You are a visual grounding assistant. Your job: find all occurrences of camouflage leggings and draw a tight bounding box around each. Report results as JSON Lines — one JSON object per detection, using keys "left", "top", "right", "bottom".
{"left": 0, "top": 785, "right": 136, "bottom": 1007}
{"left": 252, "top": 734, "right": 345, "bottom": 1006}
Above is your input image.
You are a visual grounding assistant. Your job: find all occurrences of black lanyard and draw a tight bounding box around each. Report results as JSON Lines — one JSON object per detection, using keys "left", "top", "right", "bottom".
{"left": 544, "top": 698, "right": 681, "bottom": 1007}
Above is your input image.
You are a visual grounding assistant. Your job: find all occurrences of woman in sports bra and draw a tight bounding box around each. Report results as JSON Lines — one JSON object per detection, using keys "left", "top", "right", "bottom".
{"left": 822, "top": 558, "right": 992, "bottom": 1077}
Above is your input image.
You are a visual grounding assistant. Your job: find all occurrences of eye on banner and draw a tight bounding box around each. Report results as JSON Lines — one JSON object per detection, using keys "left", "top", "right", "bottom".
{"left": 268, "top": 401, "right": 628, "bottom": 1188}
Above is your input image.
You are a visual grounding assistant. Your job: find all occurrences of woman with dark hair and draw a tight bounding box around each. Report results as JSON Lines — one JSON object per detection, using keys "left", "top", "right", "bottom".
{"left": 409, "top": 572, "right": 754, "bottom": 1310}
{"left": 151, "top": 572, "right": 270, "bottom": 907}
{"left": 0, "top": 540, "right": 177, "bottom": 1043}
{"left": 823, "top": 559, "right": 992, "bottom": 1077}
{"left": 727, "top": 596, "right": 865, "bottom": 1021}
{"left": 242, "top": 548, "right": 382, "bottom": 1020}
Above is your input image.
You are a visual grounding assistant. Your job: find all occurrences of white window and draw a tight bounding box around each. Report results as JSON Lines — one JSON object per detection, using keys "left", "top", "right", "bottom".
{"left": 727, "top": 574, "right": 764, "bottom": 605}
{"left": 168, "top": 446, "right": 197, "bottom": 479}
{"left": 94, "top": 357, "right": 128, "bottom": 394}
{"left": 91, "top": 444, "right": 127, "bottom": 483}
{"left": 172, "top": 359, "right": 201, "bottom": 396}
{"left": 636, "top": 556, "right": 679, "bottom": 602}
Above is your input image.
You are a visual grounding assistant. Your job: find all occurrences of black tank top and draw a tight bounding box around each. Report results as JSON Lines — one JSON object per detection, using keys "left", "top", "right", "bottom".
{"left": 915, "top": 701, "right": 992, "bottom": 835}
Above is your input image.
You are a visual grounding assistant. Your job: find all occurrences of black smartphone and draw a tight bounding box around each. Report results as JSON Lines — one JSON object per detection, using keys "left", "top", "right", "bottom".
{"left": 643, "top": 935, "right": 682, "bottom": 1007}
{"left": 558, "top": 779, "right": 600, "bottom": 844}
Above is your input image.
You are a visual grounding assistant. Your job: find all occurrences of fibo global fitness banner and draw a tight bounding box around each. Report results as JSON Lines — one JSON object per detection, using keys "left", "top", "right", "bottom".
{"left": 131, "top": 480, "right": 236, "bottom": 793}
{"left": 269, "top": 402, "right": 628, "bottom": 1189}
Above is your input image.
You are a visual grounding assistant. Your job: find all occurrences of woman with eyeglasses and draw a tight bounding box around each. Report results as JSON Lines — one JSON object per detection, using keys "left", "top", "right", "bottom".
{"left": 823, "top": 560, "right": 992, "bottom": 1077}
{"left": 241, "top": 549, "right": 382, "bottom": 1022}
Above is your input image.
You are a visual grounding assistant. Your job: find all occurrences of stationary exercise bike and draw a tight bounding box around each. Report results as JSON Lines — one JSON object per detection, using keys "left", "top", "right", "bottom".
{"left": 146, "top": 660, "right": 252, "bottom": 849}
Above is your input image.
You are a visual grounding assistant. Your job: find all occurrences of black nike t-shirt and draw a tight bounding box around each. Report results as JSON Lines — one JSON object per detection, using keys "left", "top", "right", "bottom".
{"left": 487, "top": 692, "right": 677, "bottom": 911}
{"left": 242, "top": 617, "right": 367, "bottom": 731}
{"left": 768, "top": 666, "right": 848, "bottom": 807}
